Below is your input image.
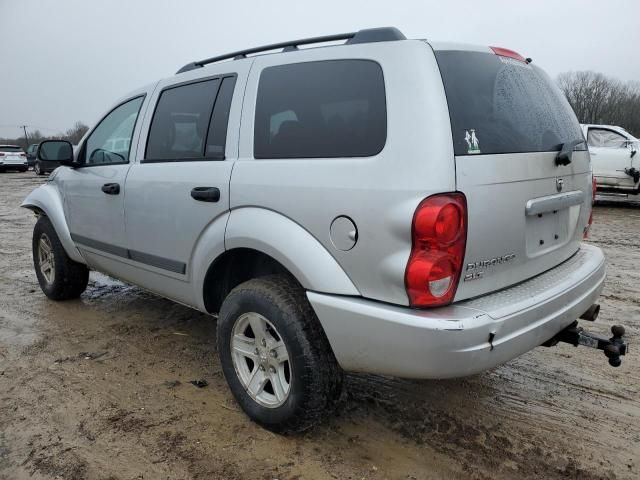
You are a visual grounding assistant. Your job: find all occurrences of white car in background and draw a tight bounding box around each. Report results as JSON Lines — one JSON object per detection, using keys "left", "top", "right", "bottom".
{"left": 0, "top": 145, "right": 29, "bottom": 172}
{"left": 582, "top": 124, "right": 639, "bottom": 194}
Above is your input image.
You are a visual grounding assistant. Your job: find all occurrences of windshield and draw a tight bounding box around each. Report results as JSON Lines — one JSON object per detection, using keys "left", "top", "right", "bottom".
{"left": 435, "top": 50, "right": 586, "bottom": 156}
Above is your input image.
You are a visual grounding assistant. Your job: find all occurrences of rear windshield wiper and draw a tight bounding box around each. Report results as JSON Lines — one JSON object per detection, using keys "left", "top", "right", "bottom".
{"left": 556, "top": 139, "right": 585, "bottom": 166}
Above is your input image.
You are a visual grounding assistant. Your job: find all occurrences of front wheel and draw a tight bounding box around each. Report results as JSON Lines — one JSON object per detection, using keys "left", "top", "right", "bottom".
{"left": 217, "top": 275, "right": 342, "bottom": 433}
{"left": 33, "top": 216, "right": 89, "bottom": 300}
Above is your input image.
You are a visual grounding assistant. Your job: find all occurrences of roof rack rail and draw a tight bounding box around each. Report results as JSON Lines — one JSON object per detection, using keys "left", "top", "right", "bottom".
{"left": 176, "top": 27, "right": 406, "bottom": 74}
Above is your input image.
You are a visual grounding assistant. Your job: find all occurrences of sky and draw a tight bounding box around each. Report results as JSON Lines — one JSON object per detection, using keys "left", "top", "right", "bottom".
{"left": 1, "top": 0, "right": 639, "bottom": 139}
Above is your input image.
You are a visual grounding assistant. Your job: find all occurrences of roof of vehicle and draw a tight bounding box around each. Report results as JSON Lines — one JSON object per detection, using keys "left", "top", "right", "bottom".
{"left": 427, "top": 41, "right": 493, "bottom": 53}
{"left": 175, "top": 27, "right": 407, "bottom": 74}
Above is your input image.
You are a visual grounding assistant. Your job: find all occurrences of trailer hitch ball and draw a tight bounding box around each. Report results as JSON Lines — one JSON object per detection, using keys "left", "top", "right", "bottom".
{"left": 604, "top": 345, "right": 622, "bottom": 367}
{"left": 606, "top": 325, "right": 627, "bottom": 367}
{"left": 611, "top": 325, "right": 625, "bottom": 338}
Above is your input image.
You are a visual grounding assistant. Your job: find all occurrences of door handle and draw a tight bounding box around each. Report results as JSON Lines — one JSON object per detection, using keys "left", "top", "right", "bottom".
{"left": 101, "top": 183, "right": 120, "bottom": 195}
{"left": 190, "top": 186, "right": 220, "bottom": 202}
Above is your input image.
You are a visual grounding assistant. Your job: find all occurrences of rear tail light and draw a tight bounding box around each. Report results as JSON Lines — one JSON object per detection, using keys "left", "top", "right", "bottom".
{"left": 405, "top": 193, "right": 467, "bottom": 307}
{"left": 19, "top": 153, "right": 26, "bottom": 157}
{"left": 0, "top": 153, "right": 5, "bottom": 157}
{"left": 584, "top": 176, "right": 597, "bottom": 238}
{"left": 490, "top": 46, "right": 527, "bottom": 63}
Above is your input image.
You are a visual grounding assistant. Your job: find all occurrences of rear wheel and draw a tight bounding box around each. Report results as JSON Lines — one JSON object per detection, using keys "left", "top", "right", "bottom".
{"left": 217, "top": 274, "right": 342, "bottom": 433}
{"left": 34, "top": 162, "right": 44, "bottom": 175}
{"left": 33, "top": 216, "right": 89, "bottom": 300}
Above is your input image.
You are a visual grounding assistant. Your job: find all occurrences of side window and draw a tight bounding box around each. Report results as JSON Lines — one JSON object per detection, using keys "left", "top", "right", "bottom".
{"left": 83, "top": 96, "right": 144, "bottom": 166}
{"left": 254, "top": 60, "right": 386, "bottom": 159}
{"left": 145, "top": 76, "right": 236, "bottom": 162}
{"left": 587, "top": 128, "right": 627, "bottom": 148}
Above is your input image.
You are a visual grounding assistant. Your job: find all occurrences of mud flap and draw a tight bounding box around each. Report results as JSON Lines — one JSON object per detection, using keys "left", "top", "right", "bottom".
{"left": 542, "top": 321, "right": 628, "bottom": 367}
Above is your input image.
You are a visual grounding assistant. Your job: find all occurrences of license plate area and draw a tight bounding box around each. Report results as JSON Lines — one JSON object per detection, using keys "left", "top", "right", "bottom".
{"left": 525, "top": 205, "right": 580, "bottom": 257}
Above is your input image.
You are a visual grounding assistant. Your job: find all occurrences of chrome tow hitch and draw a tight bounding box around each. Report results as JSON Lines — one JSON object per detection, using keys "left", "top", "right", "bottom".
{"left": 542, "top": 316, "right": 628, "bottom": 367}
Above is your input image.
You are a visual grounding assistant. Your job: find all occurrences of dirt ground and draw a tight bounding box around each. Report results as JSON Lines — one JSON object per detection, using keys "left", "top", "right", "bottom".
{"left": 0, "top": 172, "right": 638, "bottom": 480}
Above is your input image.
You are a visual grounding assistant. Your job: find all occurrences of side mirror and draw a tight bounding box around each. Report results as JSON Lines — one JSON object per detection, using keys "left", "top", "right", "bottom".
{"left": 37, "top": 140, "right": 74, "bottom": 166}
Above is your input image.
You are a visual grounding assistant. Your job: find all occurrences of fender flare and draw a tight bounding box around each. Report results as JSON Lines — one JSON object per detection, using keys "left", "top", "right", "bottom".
{"left": 21, "top": 184, "right": 85, "bottom": 264}
{"left": 223, "top": 207, "right": 360, "bottom": 296}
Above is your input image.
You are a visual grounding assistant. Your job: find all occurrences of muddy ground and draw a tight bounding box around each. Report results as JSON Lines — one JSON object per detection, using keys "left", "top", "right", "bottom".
{"left": 0, "top": 172, "right": 638, "bottom": 480}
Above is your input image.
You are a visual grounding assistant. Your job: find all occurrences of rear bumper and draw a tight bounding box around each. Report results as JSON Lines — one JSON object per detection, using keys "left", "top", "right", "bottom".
{"left": 0, "top": 161, "right": 28, "bottom": 170}
{"left": 308, "top": 243, "right": 605, "bottom": 379}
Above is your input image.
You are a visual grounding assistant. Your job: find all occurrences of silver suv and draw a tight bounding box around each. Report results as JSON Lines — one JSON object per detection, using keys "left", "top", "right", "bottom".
{"left": 23, "top": 27, "right": 624, "bottom": 432}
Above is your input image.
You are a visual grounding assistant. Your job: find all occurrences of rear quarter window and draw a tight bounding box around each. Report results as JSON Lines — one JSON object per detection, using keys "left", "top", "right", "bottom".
{"left": 435, "top": 51, "right": 585, "bottom": 156}
{"left": 254, "top": 59, "right": 386, "bottom": 159}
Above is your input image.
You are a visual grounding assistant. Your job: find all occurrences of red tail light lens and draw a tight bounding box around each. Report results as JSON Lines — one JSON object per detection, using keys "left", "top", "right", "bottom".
{"left": 405, "top": 193, "right": 467, "bottom": 307}
{"left": 19, "top": 153, "right": 26, "bottom": 157}
{"left": 584, "top": 176, "right": 597, "bottom": 238}
{"left": 0, "top": 153, "right": 5, "bottom": 157}
{"left": 490, "top": 46, "right": 527, "bottom": 63}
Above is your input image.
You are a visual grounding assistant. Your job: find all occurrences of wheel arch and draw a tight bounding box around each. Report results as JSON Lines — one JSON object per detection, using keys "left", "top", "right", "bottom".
{"left": 199, "top": 208, "right": 360, "bottom": 313}
{"left": 21, "top": 184, "right": 85, "bottom": 264}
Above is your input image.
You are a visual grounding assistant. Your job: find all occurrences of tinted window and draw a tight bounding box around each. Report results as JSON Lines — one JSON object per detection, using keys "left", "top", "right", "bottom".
{"left": 435, "top": 51, "right": 586, "bottom": 156}
{"left": 0, "top": 146, "right": 22, "bottom": 152}
{"left": 84, "top": 96, "right": 144, "bottom": 165}
{"left": 254, "top": 60, "right": 386, "bottom": 159}
{"left": 146, "top": 79, "right": 220, "bottom": 161}
{"left": 587, "top": 128, "right": 627, "bottom": 148}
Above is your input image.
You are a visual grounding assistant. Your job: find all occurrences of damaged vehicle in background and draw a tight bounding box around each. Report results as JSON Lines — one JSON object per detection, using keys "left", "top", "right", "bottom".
{"left": 582, "top": 123, "right": 639, "bottom": 194}
{"left": 22, "top": 27, "right": 628, "bottom": 433}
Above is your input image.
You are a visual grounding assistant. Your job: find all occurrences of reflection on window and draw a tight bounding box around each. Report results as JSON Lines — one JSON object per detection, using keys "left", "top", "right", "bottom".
{"left": 84, "top": 96, "right": 144, "bottom": 165}
{"left": 587, "top": 129, "right": 627, "bottom": 148}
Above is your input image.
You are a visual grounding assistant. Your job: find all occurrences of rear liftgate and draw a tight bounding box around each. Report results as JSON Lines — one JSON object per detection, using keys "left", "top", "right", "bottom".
{"left": 542, "top": 304, "right": 629, "bottom": 367}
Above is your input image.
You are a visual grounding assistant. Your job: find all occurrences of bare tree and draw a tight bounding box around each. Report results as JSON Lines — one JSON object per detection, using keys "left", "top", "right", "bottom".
{"left": 558, "top": 71, "right": 640, "bottom": 137}
{"left": 63, "top": 121, "right": 89, "bottom": 145}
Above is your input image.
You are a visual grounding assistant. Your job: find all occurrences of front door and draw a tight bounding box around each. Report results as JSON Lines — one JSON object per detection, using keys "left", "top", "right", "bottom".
{"left": 587, "top": 127, "right": 635, "bottom": 188}
{"left": 124, "top": 71, "right": 242, "bottom": 288}
{"left": 62, "top": 95, "right": 146, "bottom": 273}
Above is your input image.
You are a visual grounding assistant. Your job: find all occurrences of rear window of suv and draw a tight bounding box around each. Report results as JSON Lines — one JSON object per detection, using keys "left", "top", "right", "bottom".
{"left": 0, "top": 146, "right": 22, "bottom": 152}
{"left": 254, "top": 60, "right": 386, "bottom": 159}
{"left": 435, "top": 50, "right": 585, "bottom": 156}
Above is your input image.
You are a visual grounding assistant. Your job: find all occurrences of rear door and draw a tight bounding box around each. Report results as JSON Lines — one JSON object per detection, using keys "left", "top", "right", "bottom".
{"left": 586, "top": 127, "right": 634, "bottom": 188}
{"left": 124, "top": 71, "right": 241, "bottom": 282}
{"left": 433, "top": 47, "right": 593, "bottom": 300}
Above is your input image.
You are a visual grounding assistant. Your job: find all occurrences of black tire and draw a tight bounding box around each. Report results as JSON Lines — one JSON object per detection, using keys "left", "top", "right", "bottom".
{"left": 19, "top": 167, "right": 27, "bottom": 173}
{"left": 217, "top": 274, "right": 342, "bottom": 433}
{"left": 33, "top": 215, "right": 89, "bottom": 300}
{"left": 34, "top": 162, "right": 44, "bottom": 175}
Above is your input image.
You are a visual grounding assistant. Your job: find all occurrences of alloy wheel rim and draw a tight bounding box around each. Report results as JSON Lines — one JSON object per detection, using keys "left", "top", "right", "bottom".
{"left": 230, "top": 312, "right": 291, "bottom": 408}
{"left": 38, "top": 234, "right": 55, "bottom": 284}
